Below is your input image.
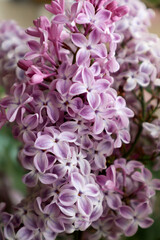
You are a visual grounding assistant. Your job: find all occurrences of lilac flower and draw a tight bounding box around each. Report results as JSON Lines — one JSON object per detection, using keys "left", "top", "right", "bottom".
{"left": 1, "top": 0, "right": 160, "bottom": 239}
{"left": 71, "top": 29, "right": 107, "bottom": 65}
{"left": 0, "top": 83, "right": 33, "bottom": 122}
{"left": 0, "top": 20, "right": 30, "bottom": 92}
{"left": 35, "top": 127, "right": 77, "bottom": 159}
{"left": 132, "top": 167, "right": 160, "bottom": 197}
{"left": 59, "top": 172, "right": 100, "bottom": 216}
{"left": 117, "top": 202, "right": 153, "bottom": 236}
{"left": 76, "top": 1, "right": 111, "bottom": 31}
{"left": 70, "top": 67, "right": 110, "bottom": 109}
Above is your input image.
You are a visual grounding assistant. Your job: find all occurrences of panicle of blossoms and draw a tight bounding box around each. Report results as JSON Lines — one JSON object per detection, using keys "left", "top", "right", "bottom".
{"left": 0, "top": 0, "right": 134, "bottom": 175}
{"left": 0, "top": 20, "right": 30, "bottom": 93}
{"left": 1, "top": 158, "right": 160, "bottom": 240}
{"left": 113, "top": 0, "right": 160, "bottom": 92}
{"left": 90, "top": 158, "right": 160, "bottom": 239}
{"left": 0, "top": 0, "right": 135, "bottom": 237}
{"left": 1, "top": 0, "right": 160, "bottom": 239}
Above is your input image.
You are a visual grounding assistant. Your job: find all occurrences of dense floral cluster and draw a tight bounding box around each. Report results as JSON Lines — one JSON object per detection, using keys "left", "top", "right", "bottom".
{"left": 114, "top": 0, "right": 160, "bottom": 91}
{"left": 0, "top": 20, "right": 30, "bottom": 92}
{"left": 1, "top": 159, "right": 160, "bottom": 240}
{"left": 0, "top": 0, "right": 160, "bottom": 240}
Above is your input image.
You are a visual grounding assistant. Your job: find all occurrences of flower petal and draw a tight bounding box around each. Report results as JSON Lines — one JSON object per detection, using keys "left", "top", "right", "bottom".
{"left": 69, "top": 83, "right": 86, "bottom": 95}
{"left": 35, "top": 135, "right": 53, "bottom": 150}
{"left": 59, "top": 189, "right": 77, "bottom": 206}
{"left": 71, "top": 33, "right": 87, "bottom": 48}
{"left": 78, "top": 195, "right": 93, "bottom": 216}
{"left": 71, "top": 172, "right": 85, "bottom": 191}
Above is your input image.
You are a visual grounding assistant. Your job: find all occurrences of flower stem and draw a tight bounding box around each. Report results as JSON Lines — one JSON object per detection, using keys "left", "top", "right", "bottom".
{"left": 74, "top": 231, "right": 82, "bottom": 240}
{"left": 123, "top": 124, "right": 143, "bottom": 159}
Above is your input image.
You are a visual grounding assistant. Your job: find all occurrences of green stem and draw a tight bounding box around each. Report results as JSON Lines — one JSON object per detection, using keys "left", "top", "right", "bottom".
{"left": 123, "top": 125, "right": 143, "bottom": 159}
{"left": 140, "top": 87, "right": 145, "bottom": 120}
{"left": 123, "top": 88, "right": 145, "bottom": 158}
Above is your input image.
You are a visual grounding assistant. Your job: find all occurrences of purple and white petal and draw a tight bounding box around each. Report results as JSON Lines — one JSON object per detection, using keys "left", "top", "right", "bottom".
{"left": 35, "top": 135, "right": 54, "bottom": 150}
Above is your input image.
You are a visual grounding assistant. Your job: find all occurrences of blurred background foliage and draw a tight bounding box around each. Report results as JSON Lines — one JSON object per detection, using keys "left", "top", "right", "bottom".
{"left": 0, "top": 86, "right": 25, "bottom": 199}
{"left": 144, "top": 0, "right": 160, "bottom": 7}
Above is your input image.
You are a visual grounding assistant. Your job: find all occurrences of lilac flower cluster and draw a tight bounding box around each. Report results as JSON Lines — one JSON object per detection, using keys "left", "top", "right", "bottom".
{"left": 0, "top": 0, "right": 160, "bottom": 239}
{"left": 0, "top": 20, "right": 30, "bottom": 93}
{"left": 114, "top": 0, "right": 160, "bottom": 91}
{"left": 1, "top": 159, "right": 160, "bottom": 240}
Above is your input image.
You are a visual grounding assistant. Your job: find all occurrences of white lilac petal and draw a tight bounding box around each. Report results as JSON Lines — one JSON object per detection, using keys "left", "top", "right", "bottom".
{"left": 138, "top": 218, "right": 154, "bottom": 228}
{"left": 131, "top": 171, "right": 144, "bottom": 182}
{"left": 77, "top": 195, "right": 93, "bottom": 216}
{"left": 53, "top": 141, "right": 70, "bottom": 159}
{"left": 69, "top": 82, "right": 86, "bottom": 95}
{"left": 71, "top": 172, "right": 85, "bottom": 191}
{"left": 71, "top": 33, "right": 87, "bottom": 48}
{"left": 59, "top": 189, "right": 77, "bottom": 206}
{"left": 84, "top": 1, "right": 95, "bottom": 19}
{"left": 115, "top": 217, "right": 131, "bottom": 230}
{"left": 137, "top": 73, "right": 150, "bottom": 87}
{"left": 94, "top": 79, "right": 110, "bottom": 92}
{"left": 90, "top": 204, "right": 103, "bottom": 222}
{"left": 78, "top": 159, "right": 91, "bottom": 176}
{"left": 106, "top": 193, "right": 122, "bottom": 210}
{"left": 119, "top": 206, "right": 134, "bottom": 219}
{"left": 22, "top": 171, "right": 38, "bottom": 187}
{"left": 23, "top": 214, "right": 37, "bottom": 230}
{"left": 59, "top": 131, "right": 77, "bottom": 142}
{"left": 89, "top": 29, "right": 101, "bottom": 45}
{"left": 93, "top": 115, "right": 104, "bottom": 134}
{"left": 135, "top": 202, "right": 151, "bottom": 218}
{"left": 35, "top": 135, "right": 54, "bottom": 150}
{"left": 4, "top": 224, "right": 15, "bottom": 239}
{"left": 84, "top": 184, "right": 99, "bottom": 197}
{"left": 16, "top": 227, "right": 34, "bottom": 240}
{"left": 38, "top": 173, "right": 57, "bottom": 184}
{"left": 79, "top": 105, "right": 95, "bottom": 120}
{"left": 6, "top": 104, "right": 20, "bottom": 122}
{"left": 47, "top": 220, "right": 65, "bottom": 233}
{"left": 60, "top": 121, "right": 78, "bottom": 132}
{"left": 59, "top": 205, "right": 76, "bottom": 217}
{"left": 91, "top": 43, "right": 107, "bottom": 58}
{"left": 125, "top": 222, "right": 138, "bottom": 237}
{"left": 143, "top": 122, "right": 160, "bottom": 138}
{"left": 53, "top": 14, "right": 68, "bottom": 24}
{"left": 142, "top": 167, "right": 152, "bottom": 181}
{"left": 94, "top": 154, "right": 106, "bottom": 169}
{"left": 124, "top": 77, "right": 137, "bottom": 91}
{"left": 96, "top": 9, "right": 111, "bottom": 23}
{"left": 151, "top": 179, "right": 160, "bottom": 190}
{"left": 87, "top": 91, "right": 101, "bottom": 110}
{"left": 106, "top": 57, "right": 120, "bottom": 73}
{"left": 43, "top": 228, "right": 57, "bottom": 240}
{"left": 47, "top": 102, "right": 59, "bottom": 123}
{"left": 82, "top": 67, "right": 94, "bottom": 87}
{"left": 76, "top": 48, "right": 90, "bottom": 66}
{"left": 34, "top": 152, "right": 48, "bottom": 173}
{"left": 120, "top": 130, "right": 130, "bottom": 144}
{"left": 76, "top": 13, "right": 90, "bottom": 24}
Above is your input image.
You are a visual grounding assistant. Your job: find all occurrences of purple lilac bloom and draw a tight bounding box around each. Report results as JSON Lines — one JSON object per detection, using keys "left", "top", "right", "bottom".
{"left": 0, "top": 20, "right": 30, "bottom": 93}
{"left": 0, "top": 0, "right": 160, "bottom": 239}
{"left": 114, "top": 0, "right": 160, "bottom": 91}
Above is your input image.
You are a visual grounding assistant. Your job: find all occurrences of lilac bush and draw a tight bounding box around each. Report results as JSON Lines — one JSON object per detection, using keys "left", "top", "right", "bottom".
{"left": 0, "top": 0, "right": 160, "bottom": 239}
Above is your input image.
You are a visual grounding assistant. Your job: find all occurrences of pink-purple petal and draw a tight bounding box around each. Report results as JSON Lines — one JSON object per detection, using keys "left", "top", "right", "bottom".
{"left": 35, "top": 135, "right": 54, "bottom": 150}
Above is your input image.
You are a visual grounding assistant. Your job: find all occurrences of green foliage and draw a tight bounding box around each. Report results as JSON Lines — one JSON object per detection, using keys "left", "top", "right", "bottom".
{"left": 143, "top": 0, "right": 160, "bottom": 7}
{"left": 0, "top": 125, "right": 26, "bottom": 193}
